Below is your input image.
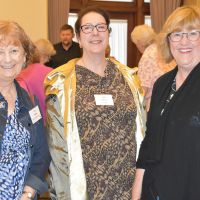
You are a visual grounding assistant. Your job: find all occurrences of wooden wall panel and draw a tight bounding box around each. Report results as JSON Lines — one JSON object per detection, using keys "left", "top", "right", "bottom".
{"left": 183, "top": 0, "right": 200, "bottom": 5}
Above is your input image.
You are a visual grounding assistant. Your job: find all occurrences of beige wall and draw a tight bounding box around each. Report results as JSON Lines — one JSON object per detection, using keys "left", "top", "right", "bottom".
{"left": 184, "top": 0, "right": 200, "bottom": 6}
{"left": 0, "top": 0, "right": 48, "bottom": 41}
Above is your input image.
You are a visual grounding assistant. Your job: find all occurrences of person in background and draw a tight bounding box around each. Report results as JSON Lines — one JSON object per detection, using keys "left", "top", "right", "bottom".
{"left": 105, "top": 43, "right": 111, "bottom": 57}
{"left": 105, "top": 43, "right": 116, "bottom": 60}
{"left": 131, "top": 24, "right": 156, "bottom": 54}
{"left": 44, "top": 6, "right": 146, "bottom": 200}
{"left": 17, "top": 38, "right": 55, "bottom": 124}
{"left": 132, "top": 5, "right": 200, "bottom": 200}
{"left": 47, "top": 24, "right": 82, "bottom": 68}
{"left": 0, "top": 20, "right": 50, "bottom": 200}
{"left": 131, "top": 24, "right": 175, "bottom": 111}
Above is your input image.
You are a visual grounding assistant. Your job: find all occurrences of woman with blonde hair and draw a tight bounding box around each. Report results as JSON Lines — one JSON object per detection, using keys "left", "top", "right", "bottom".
{"left": 33, "top": 39, "right": 56, "bottom": 64}
{"left": 17, "top": 39, "right": 55, "bottom": 124}
{"left": 132, "top": 5, "right": 200, "bottom": 200}
{"left": 131, "top": 24, "right": 175, "bottom": 111}
{"left": 131, "top": 24, "right": 156, "bottom": 54}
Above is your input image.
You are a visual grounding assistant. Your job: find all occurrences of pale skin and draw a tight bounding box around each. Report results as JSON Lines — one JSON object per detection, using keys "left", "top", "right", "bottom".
{"left": 132, "top": 27, "right": 200, "bottom": 199}
{"left": 76, "top": 11, "right": 110, "bottom": 77}
{"left": 39, "top": 54, "right": 50, "bottom": 64}
{"left": 0, "top": 44, "right": 25, "bottom": 115}
{"left": 60, "top": 29, "right": 74, "bottom": 51}
{"left": 132, "top": 169, "right": 145, "bottom": 200}
{"left": 0, "top": 42, "right": 36, "bottom": 199}
{"left": 20, "top": 186, "right": 36, "bottom": 200}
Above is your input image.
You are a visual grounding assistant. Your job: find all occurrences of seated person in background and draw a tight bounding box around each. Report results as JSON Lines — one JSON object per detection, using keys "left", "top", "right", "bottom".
{"left": 17, "top": 38, "right": 55, "bottom": 124}
{"left": 131, "top": 24, "right": 176, "bottom": 111}
{"left": 47, "top": 24, "right": 82, "bottom": 68}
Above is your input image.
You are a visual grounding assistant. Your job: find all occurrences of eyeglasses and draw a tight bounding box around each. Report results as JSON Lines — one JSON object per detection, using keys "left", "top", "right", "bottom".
{"left": 80, "top": 23, "right": 110, "bottom": 34}
{"left": 168, "top": 30, "right": 200, "bottom": 42}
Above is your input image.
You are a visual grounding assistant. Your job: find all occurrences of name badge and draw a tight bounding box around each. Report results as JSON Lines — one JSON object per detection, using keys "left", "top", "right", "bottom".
{"left": 29, "top": 106, "right": 42, "bottom": 124}
{"left": 94, "top": 94, "right": 114, "bottom": 106}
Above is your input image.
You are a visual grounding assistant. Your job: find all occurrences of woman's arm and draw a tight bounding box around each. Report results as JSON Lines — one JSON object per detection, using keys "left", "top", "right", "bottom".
{"left": 24, "top": 114, "right": 51, "bottom": 194}
{"left": 132, "top": 168, "right": 145, "bottom": 200}
{"left": 20, "top": 186, "right": 36, "bottom": 200}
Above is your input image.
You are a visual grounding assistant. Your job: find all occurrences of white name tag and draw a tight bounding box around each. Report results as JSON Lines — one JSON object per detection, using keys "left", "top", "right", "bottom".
{"left": 94, "top": 94, "right": 114, "bottom": 106}
{"left": 29, "top": 106, "right": 42, "bottom": 124}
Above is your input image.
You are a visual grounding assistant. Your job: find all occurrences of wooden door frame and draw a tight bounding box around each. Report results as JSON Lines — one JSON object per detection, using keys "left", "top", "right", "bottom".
{"left": 70, "top": 0, "right": 150, "bottom": 67}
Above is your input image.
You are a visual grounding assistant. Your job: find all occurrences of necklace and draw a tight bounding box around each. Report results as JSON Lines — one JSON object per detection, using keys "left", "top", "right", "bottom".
{"left": 160, "top": 78, "right": 176, "bottom": 116}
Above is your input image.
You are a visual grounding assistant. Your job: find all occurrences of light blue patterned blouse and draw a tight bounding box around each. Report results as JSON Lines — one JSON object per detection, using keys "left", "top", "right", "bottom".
{"left": 0, "top": 98, "right": 30, "bottom": 200}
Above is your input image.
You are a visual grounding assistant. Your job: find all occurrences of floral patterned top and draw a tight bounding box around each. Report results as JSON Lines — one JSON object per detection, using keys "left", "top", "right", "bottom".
{"left": 75, "top": 60, "right": 137, "bottom": 200}
{"left": 138, "top": 43, "right": 175, "bottom": 89}
{"left": 138, "top": 43, "right": 176, "bottom": 110}
{"left": 0, "top": 98, "right": 30, "bottom": 200}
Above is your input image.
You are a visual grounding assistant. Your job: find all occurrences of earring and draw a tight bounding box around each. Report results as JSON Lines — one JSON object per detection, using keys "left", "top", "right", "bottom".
{"left": 22, "top": 62, "right": 26, "bottom": 68}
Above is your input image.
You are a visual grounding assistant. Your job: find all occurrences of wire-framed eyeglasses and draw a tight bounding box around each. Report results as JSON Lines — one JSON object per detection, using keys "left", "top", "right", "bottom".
{"left": 168, "top": 30, "right": 200, "bottom": 42}
{"left": 80, "top": 23, "right": 110, "bottom": 34}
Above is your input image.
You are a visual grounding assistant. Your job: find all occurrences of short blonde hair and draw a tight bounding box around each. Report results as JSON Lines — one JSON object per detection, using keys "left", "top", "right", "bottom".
{"left": 158, "top": 5, "right": 200, "bottom": 63}
{"left": 131, "top": 24, "right": 156, "bottom": 49}
{"left": 0, "top": 20, "right": 35, "bottom": 68}
{"left": 32, "top": 39, "right": 56, "bottom": 63}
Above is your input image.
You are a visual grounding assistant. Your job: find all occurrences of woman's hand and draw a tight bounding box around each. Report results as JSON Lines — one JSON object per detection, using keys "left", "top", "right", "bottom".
{"left": 20, "top": 185, "right": 36, "bottom": 200}
{"left": 132, "top": 169, "right": 145, "bottom": 200}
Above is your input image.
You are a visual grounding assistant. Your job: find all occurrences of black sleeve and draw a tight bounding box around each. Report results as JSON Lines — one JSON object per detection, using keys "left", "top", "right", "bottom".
{"left": 136, "top": 79, "right": 160, "bottom": 169}
{"left": 25, "top": 96, "right": 51, "bottom": 193}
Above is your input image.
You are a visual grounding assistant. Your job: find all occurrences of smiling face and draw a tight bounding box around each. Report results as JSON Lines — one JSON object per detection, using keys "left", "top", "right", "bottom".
{"left": 77, "top": 12, "right": 109, "bottom": 56}
{"left": 169, "top": 28, "right": 200, "bottom": 72}
{"left": 0, "top": 39, "right": 25, "bottom": 83}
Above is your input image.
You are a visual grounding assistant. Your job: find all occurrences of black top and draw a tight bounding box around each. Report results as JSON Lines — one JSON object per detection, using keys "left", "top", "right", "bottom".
{"left": 46, "top": 41, "right": 82, "bottom": 68}
{"left": 137, "top": 63, "right": 200, "bottom": 200}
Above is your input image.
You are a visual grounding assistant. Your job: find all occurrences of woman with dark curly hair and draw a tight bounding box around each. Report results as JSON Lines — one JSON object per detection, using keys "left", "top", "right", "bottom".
{"left": 45, "top": 6, "right": 145, "bottom": 200}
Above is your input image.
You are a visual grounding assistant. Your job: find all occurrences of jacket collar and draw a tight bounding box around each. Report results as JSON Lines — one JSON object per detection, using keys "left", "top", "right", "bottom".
{"left": 15, "top": 80, "right": 33, "bottom": 111}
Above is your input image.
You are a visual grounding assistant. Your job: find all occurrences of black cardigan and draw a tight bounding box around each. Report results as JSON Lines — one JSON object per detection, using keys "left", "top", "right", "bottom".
{"left": 137, "top": 62, "right": 200, "bottom": 169}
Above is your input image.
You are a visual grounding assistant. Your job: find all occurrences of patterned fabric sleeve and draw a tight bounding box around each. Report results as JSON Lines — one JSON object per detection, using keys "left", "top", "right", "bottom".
{"left": 138, "top": 44, "right": 158, "bottom": 89}
{"left": 138, "top": 43, "right": 176, "bottom": 91}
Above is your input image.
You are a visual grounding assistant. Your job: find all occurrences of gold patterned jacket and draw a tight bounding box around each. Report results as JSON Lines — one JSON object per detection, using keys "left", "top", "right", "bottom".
{"left": 44, "top": 58, "right": 146, "bottom": 200}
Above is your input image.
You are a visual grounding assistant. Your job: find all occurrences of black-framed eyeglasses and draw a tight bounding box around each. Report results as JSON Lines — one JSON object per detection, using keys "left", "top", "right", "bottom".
{"left": 80, "top": 23, "right": 110, "bottom": 34}
{"left": 168, "top": 30, "right": 200, "bottom": 42}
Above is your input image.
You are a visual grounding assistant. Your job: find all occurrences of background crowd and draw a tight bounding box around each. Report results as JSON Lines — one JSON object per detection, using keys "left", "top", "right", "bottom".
{"left": 0, "top": 4, "right": 199, "bottom": 200}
